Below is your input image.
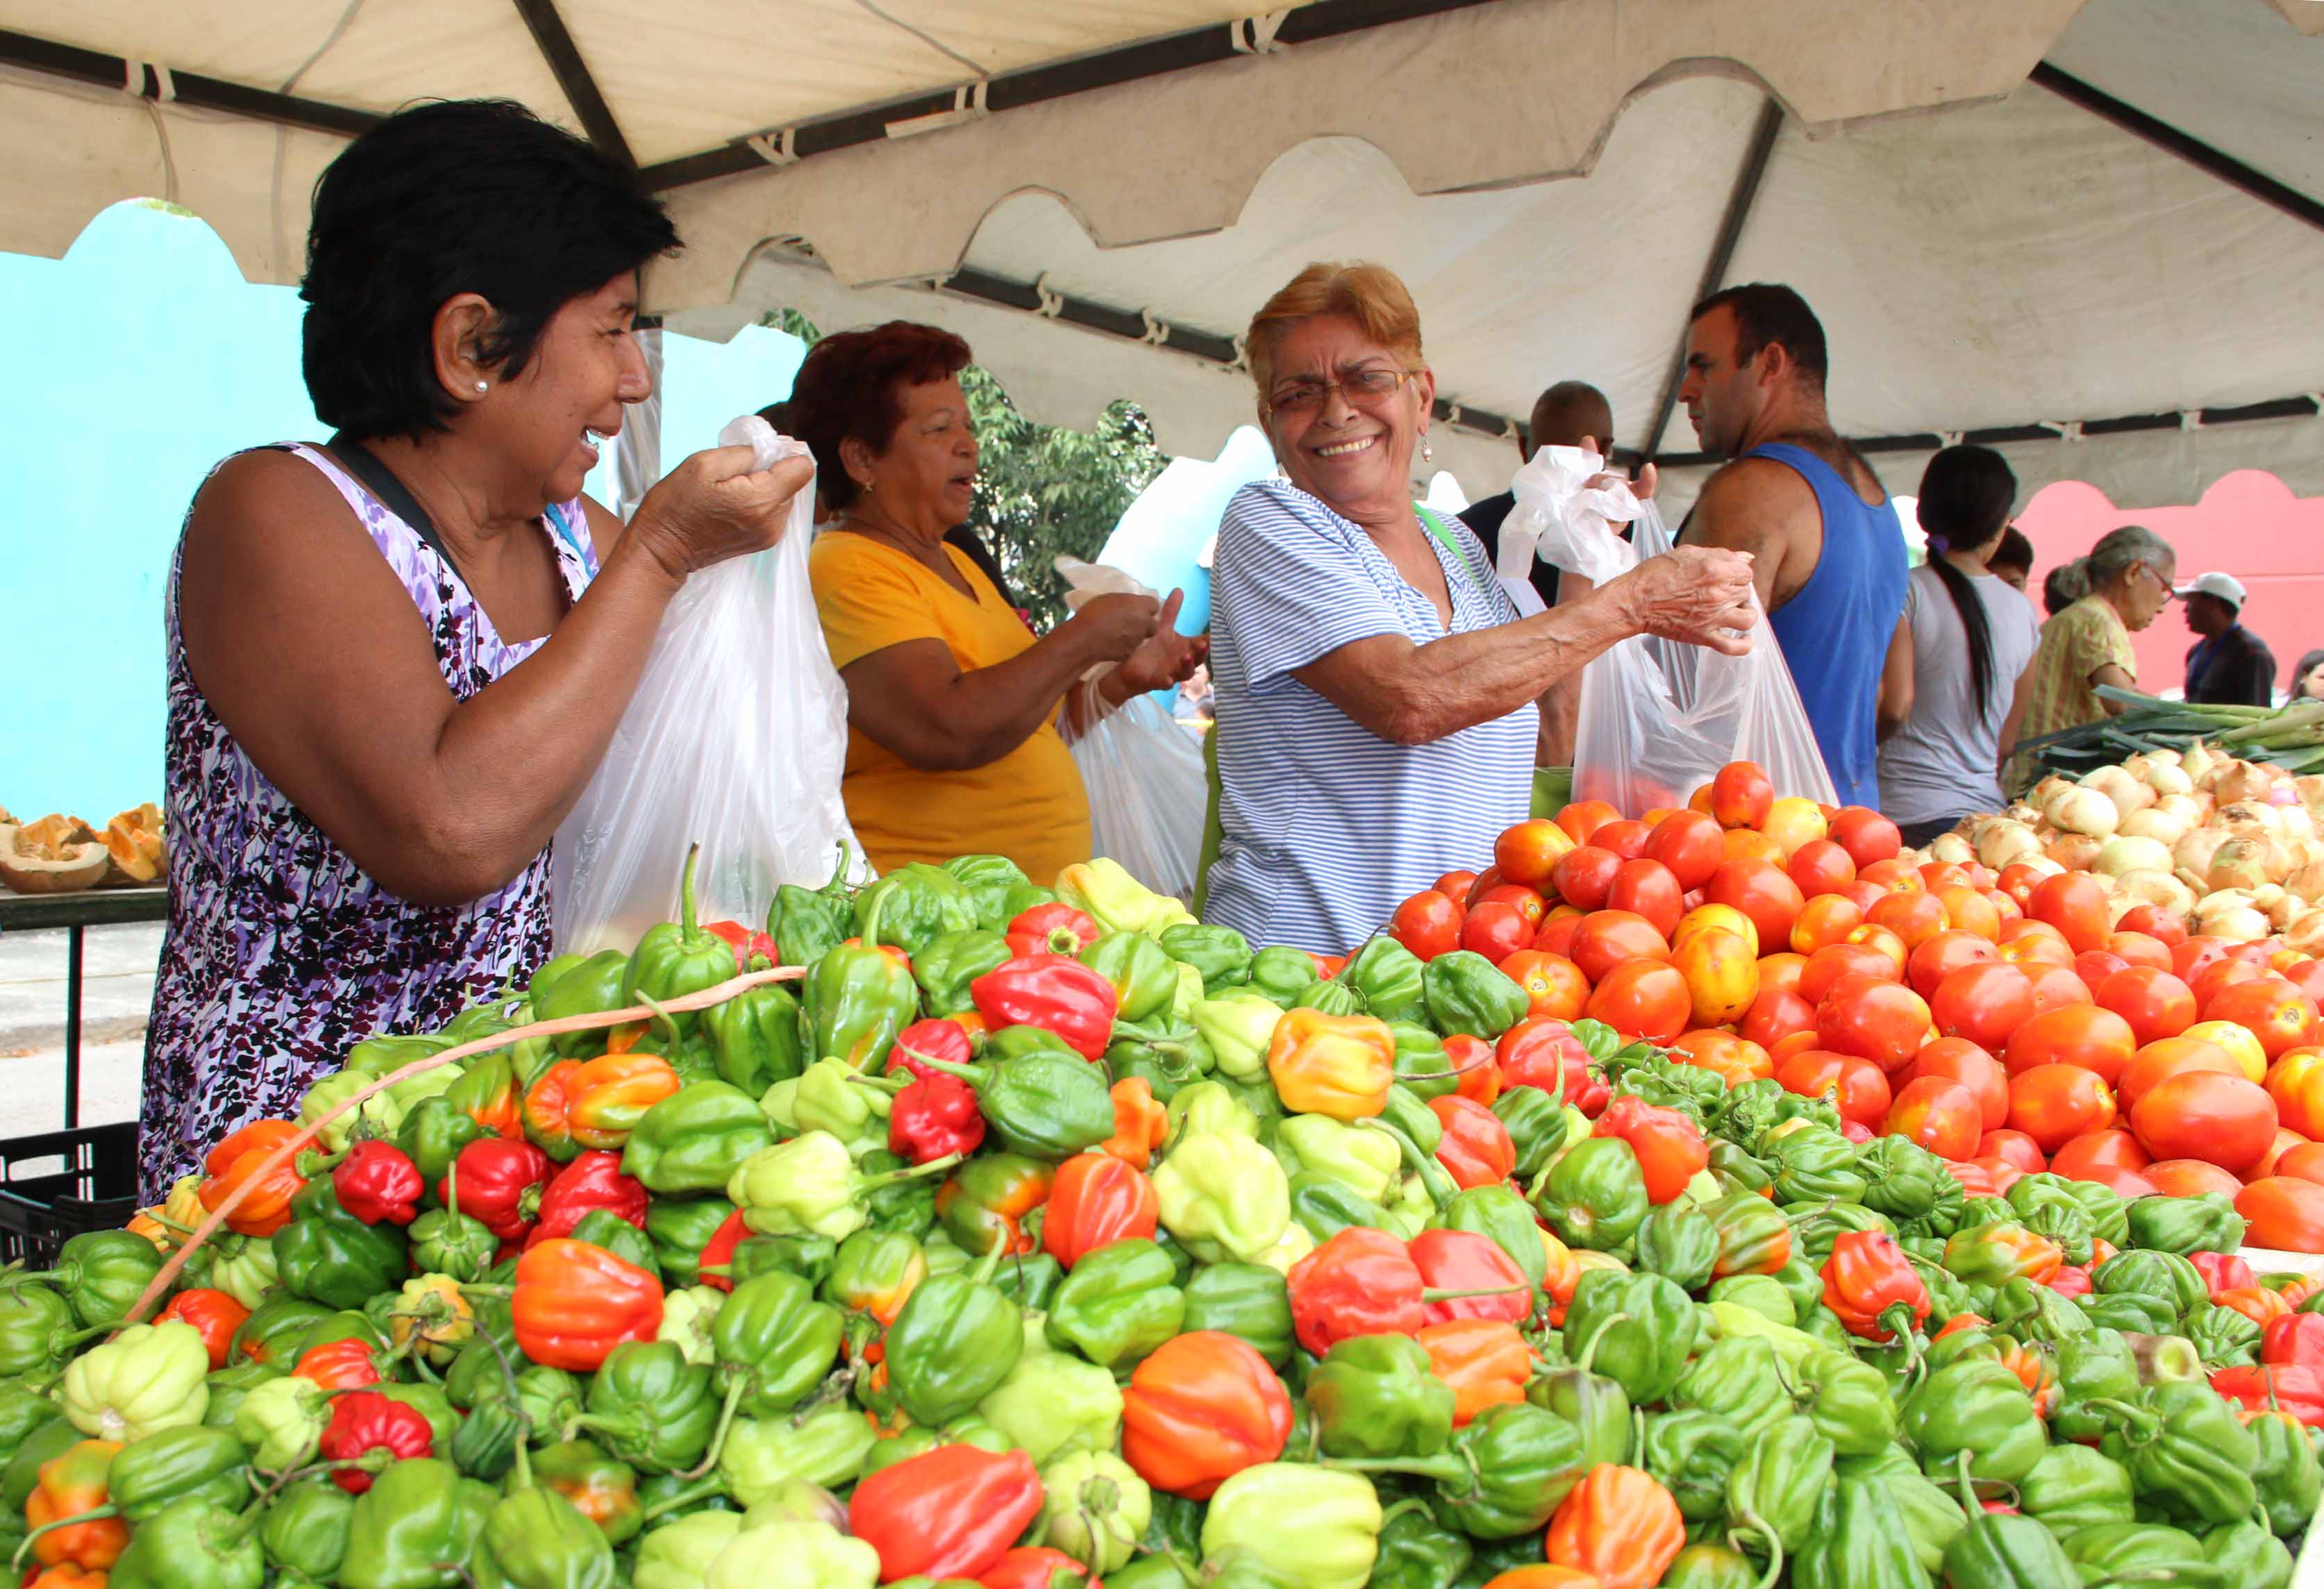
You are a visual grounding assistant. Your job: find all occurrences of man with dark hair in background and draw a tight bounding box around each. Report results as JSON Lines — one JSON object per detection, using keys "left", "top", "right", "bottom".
{"left": 1676, "top": 283, "right": 1906, "bottom": 808}
{"left": 2179, "top": 571, "right": 2277, "bottom": 706}
{"left": 1460, "top": 380, "right": 1623, "bottom": 764}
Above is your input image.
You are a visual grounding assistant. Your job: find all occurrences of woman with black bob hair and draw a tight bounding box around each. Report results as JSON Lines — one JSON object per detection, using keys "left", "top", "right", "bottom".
{"left": 1874, "top": 445, "right": 2043, "bottom": 848}
{"left": 140, "top": 99, "right": 811, "bottom": 1200}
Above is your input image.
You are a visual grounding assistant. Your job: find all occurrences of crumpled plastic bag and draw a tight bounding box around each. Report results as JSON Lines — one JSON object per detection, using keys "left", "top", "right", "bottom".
{"left": 1507, "top": 446, "right": 1835, "bottom": 814}
{"left": 1053, "top": 555, "right": 1206, "bottom": 901}
{"left": 553, "top": 416, "right": 865, "bottom": 953}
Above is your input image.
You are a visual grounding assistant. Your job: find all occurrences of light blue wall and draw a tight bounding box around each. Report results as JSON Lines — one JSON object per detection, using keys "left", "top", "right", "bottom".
{"left": 1, "top": 202, "right": 806, "bottom": 823}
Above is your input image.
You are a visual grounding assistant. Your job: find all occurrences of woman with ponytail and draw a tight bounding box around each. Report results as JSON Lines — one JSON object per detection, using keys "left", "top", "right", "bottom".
{"left": 1873, "top": 446, "right": 2043, "bottom": 847}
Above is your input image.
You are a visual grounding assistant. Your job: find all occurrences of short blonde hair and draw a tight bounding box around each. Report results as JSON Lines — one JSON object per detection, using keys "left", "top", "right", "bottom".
{"left": 1245, "top": 262, "right": 1424, "bottom": 397}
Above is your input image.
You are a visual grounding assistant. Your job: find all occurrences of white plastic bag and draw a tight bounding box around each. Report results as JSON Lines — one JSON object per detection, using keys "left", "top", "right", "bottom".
{"left": 1507, "top": 446, "right": 1836, "bottom": 815}
{"left": 1055, "top": 557, "right": 1207, "bottom": 900}
{"left": 553, "top": 418, "right": 864, "bottom": 953}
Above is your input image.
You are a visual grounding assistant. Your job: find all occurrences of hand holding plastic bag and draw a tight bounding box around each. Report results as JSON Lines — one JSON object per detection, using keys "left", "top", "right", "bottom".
{"left": 1054, "top": 557, "right": 1209, "bottom": 901}
{"left": 553, "top": 417, "right": 865, "bottom": 953}
{"left": 1506, "top": 447, "right": 1834, "bottom": 814}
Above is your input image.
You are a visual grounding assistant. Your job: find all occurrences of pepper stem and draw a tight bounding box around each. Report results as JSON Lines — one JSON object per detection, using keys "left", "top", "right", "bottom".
{"left": 856, "top": 1152, "right": 964, "bottom": 1195}
{"left": 679, "top": 843, "right": 703, "bottom": 940}
{"left": 1725, "top": 1512, "right": 1782, "bottom": 1589}
{"left": 639, "top": 1474, "right": 732, "bottom": 1524}
{"left": 672, "top": 1378, "right": 749, "bottom": 1483}
{"left": 1319, "top": 1455, "right": 1467, "bottom": 1482}
{"left": 1357, "top": 1118, "right": 1455, "bottom": 1207}
{"left": 1419, "top": 1285, "right": 1526, "bottom": 1303}
{"left": 895, "top": 1050, "right": 984, "bottom": 1090}
{"left": 1569, "top": 1309, "right": 1629, "bottom": 1375}
{"left": 12, "top": 1506, "right": 119, "bottom": 1572}
{"left": 635, "top": 993, "right": 683, "bottom": 1050}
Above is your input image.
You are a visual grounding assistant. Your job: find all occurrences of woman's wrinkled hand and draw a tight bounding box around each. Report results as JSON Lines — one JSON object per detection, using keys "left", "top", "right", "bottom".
{"left": 1610, "top": 545, "right": 1758, "bottom": 657}
{"left": 1112, "top": 589, "right": 1210, "bottom": 695}
{"left": 1068, "top": 591, "right": 1164, "bottom": 666}
{"left": 628, "top": 444, "right": 817, "bottom": 580}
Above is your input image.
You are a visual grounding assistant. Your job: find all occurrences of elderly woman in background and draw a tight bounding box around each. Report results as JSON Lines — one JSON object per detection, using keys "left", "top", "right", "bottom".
{"left": 2021, "top": 524, "right": 2179, "bottom": 741}
{"left": 791, "top": 323, "right": 1203, "bottom": 882}
{"left": 144, "top": 101, "right": 810, "bottom": 1200}
{"left": 1205, "top": 262, "right": 1759, "bottom": 952}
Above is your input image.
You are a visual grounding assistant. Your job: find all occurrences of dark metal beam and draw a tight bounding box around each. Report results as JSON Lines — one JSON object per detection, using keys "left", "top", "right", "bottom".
{"left": 0, "top": 26, "right": 376, "bottom": 138}
{"left": 1639, "top": 96, "right": 1784, "bottom": 466}
{"left": 2030, "top": 62, "right": 2324, "bottom": 237}
{"left": 510, "top": 0, "right": 635, "bottom": 170}
{"left": 939, "top": 264, "right": 1522, "bottom": 443}
{"left": 638, "top": 0, "right": 1502, "bottom": 191}
{"left": 1647, "top": 392, "right": 2324, "bottom": 470}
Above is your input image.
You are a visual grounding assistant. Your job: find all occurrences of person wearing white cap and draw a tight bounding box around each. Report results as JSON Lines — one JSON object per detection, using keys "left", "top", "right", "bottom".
{"left": 2180, "top": 571, "right": 2277, "bottom": 707}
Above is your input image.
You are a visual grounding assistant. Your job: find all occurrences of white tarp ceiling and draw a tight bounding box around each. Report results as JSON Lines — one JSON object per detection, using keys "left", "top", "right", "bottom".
{"left": 2, "top": 0, "right": 2318, "bottom": 507}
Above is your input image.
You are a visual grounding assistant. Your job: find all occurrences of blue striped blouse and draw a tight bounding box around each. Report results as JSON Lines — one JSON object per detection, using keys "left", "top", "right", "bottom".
{"left": 1205, "top": 479, "right": 1539, "bottom": 954}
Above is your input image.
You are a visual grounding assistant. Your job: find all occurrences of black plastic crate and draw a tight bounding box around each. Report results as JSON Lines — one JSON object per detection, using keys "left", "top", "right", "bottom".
{"left": 0, "top": 1123, "right": 140, "bottom": 1267}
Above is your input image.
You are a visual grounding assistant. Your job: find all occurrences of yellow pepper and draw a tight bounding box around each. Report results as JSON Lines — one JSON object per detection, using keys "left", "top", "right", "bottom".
{"left": 1265, "top": 1010, "right": 1394, "bottom": 1121}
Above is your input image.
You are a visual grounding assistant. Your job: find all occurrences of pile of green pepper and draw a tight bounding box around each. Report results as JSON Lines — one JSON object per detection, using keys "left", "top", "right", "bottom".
{"left": 8, "top": 851, "right": 2319, "bottom": 1589}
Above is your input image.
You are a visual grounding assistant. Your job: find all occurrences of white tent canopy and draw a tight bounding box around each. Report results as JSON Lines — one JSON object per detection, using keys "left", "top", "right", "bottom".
{"left": 5, "top": 0, "right": 2319, "bottom": 507}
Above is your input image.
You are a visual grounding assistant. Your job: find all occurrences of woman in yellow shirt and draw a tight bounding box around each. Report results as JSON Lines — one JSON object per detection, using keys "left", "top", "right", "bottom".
{"left": 786, "top": 322, "right": 1204, "bottom": 882}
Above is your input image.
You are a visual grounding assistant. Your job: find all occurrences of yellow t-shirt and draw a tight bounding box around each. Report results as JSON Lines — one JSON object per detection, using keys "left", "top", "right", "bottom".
{"left": 809, "top": 530, "right": 1092, "bottom": 884}
{"left": 2022, "top": 595, "right": 2137, "bottom": 741}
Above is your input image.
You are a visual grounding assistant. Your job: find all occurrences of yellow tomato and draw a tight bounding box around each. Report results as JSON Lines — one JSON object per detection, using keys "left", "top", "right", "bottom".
{"left": 1675, "top": 904, "right": 1761, "bottom": 959}
{"left": 2186, "top": 1018, "right": 2268, "bottom": 1084}
{"left": 1761, "top": 796, "right": 1829, "bottom": 859}
{"left": 1673, "top": 930, "right": 1761, "bottom": 1027}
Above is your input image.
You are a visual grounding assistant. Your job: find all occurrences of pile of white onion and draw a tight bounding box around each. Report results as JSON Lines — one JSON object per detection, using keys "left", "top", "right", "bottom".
{"left": 1924, "top": 746, "right": 2324, "bottom": 948}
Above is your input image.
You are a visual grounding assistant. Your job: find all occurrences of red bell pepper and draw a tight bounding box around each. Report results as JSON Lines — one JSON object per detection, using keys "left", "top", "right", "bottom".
{"left": 440, "top": 1137, "right": 553, "bottom": 1242}
{"left": 888, "top": 1018, "right": 976, "bottom": 1080}
{"left": 981, "top": 1549, "right": 1098, "bottom": 1589}
{"left": 1591, "top": 1095, "right": 1709, "bottom": 1204}
{"left": 891, "top": 1073, "right": 987, "bottom": 1164}
{"left": 1042, "top": 1150, "right": 1160, "bottom": 1268}
{"left": 2211, "top": 1363, "right": 2324, "bottom": 1427}
{"left": 1407, "top": 1229, "right": 1530, "bottom": 1327}
{"left": 333, "top": 1141, "right": 424, "bottom": 1226}
{"left": 1428, "top": 1096, "right": 1517, "bottom": 1191}
{"left": 703, "top": 919, "right": 778, "bottom": 970}
{"left": 696, "top": 1208, "right": 749, "bottom": 1295}
{"left": 850, "top": 1445, "right": 1046, "bottom": 1582}
{"left": 1819, "top": 1230, "right": 1930, "bottom": 1343}
{"left": 2264, "top": 1312, "right": 2324, "bottom": 1369}
{"left": 1005, "top": 905, "right": 1101, "bottom": 960}
{"left": 154, "top": 1289, "right": 250, "bottom": 1372}
{"left": 292, "top": 1336, "right": 385, "bottom": 1391}
{"left": 1495, "top": 1018, "right": 1608, "bottom": 1116}
{"left": 1286, "top": 1227, "right": 1427, "bottom": 1354}
{"left": 2190, "top": 1250, "right": 2257, "bottom": 1300}
{"left": 971, "top": 955, "right": 1119, "bottom": 1060}
{"left": 525, "top": 1150, "right": 649, "bottom": 1248}
{"left": 318, "top": 1390, "right": 434, "bottom": 1493}
{"left": 2046, "top": 1265, "right": 2093, "bottom": 1300}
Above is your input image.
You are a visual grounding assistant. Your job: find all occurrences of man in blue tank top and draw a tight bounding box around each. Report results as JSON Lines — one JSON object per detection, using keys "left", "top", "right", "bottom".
{"left": 1675, "top": 285, "right": 1907, "bottom": 809}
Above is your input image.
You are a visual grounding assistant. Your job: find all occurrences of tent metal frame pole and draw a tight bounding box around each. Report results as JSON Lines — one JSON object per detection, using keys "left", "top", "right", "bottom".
{"left": 510, "top": 0, "right": 635, "bottom": 170}
{"left": 2030, "top": 62, "right": 2324, "bottom": 237}
{"left": 1638, "top": 96, "right": 1784, "bottom": 467}
{"left": 0, "top": 26, "right": 376, "bottom": 137}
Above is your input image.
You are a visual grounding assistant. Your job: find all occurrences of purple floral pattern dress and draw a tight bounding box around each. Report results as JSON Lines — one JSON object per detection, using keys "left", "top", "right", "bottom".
{"left": 139, "top": 444, "right": 597, "bottom": 1202}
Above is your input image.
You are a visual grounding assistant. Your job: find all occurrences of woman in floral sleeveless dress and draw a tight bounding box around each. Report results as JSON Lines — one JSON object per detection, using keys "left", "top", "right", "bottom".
{"left": 139, "top": 101, "right": 812, "bottom": 1201}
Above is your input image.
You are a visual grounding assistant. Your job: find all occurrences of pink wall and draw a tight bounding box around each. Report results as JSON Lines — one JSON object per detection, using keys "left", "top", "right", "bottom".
{"left": 2012, "top": 470, "right": 2324, "bottom": 700}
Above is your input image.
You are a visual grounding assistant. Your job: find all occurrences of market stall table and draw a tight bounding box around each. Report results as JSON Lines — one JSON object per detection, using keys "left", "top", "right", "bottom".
{"left": 0, "top": 883, "right": 164, "bottom": 1130}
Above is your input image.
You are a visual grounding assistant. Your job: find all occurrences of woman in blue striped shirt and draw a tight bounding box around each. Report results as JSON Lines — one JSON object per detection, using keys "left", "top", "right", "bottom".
{"left": 1205, "top": 263, "right": 1759, "bottom": 953}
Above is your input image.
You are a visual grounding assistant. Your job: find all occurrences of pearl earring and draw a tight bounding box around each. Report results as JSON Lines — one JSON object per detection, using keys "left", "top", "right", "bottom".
{"left": 474, "top": 381, "right": 488, "bottom": 393}
{"left": 1421, "top": 437, "right": 1433, "bottom": 462}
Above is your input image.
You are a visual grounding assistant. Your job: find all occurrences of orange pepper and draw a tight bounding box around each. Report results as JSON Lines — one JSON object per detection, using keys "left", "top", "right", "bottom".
{"left": 1119, "top": 1331, "right": 1291, "bottom": 1501}
{"left": 2218, "top": 1284, "right": 2294, "bottom": 1328}
{"left": 2000, "top": 1340, "right": 2058, "bottom": 1419}
{"left": 1042, "top": 1150, "right": 1159, "bottom": 1269}
{"left": 1416, "top": 1318, "right": 1533, "bottom": 1425}
{"left": 122, "top": 1213, "right": 170, "bottom": 1252}
{"left": 1098, "top": 1077, "right": 1169, "bottom": 1172}
{"left": 154, "top": 1289, "right": 251, "bottom": 1372}
{"left": 566, "top": 1052, "right": 682, "bottom": 1151}
{"left": 1479, "top": 1571, "right": 1603, "bottom": 1589}
{"left": 1264, "top": 1010, "right": 1394, "bottom": 1120}
{"left": 523, "top": 1060, "right": 585, "bottom": 1157}
{"left": 196, "top": 1119, "right": 306, "bottom": 1237}
{"left": 511, "top": 1238, "right": 664, "bottom": 1372}
{"left": 1445, "top": 1034, "right": 1503, "bottom": 1107}
{"left": 26, "top": 1442, "right": 128, "bottom": 1572}
{"left": 1546, "top": 1465, "right": 1684, "bottom": 1589}
{"left": 1541, "top": 1230, "right": 1582, "bottom": 1328}
{"left": 24, "top": 1565, "right": 108, "bottom": 1589}
{"left": 2089, "top": 1236, "right": 2118, "bottom": 1268}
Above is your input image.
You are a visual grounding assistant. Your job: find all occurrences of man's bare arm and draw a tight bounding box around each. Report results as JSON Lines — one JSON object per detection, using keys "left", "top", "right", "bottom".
{"left": 1680, "top": 457, "right": 1816, "bottom": 614}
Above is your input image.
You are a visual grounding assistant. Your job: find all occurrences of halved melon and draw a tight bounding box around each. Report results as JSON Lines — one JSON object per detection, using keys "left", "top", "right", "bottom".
{"left": 0, "top": 816, "right": 109, "bottom": 894}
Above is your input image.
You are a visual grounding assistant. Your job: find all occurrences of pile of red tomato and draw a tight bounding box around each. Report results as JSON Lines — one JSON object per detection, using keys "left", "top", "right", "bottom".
{"left": 1386, "top": 762, "right": 2324, "bottom": 1253}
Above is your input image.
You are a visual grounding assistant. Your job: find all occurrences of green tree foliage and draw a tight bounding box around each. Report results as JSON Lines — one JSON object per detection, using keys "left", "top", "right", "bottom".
{"left": 764, "top": 310, "right": 1167, "bottom": 630}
